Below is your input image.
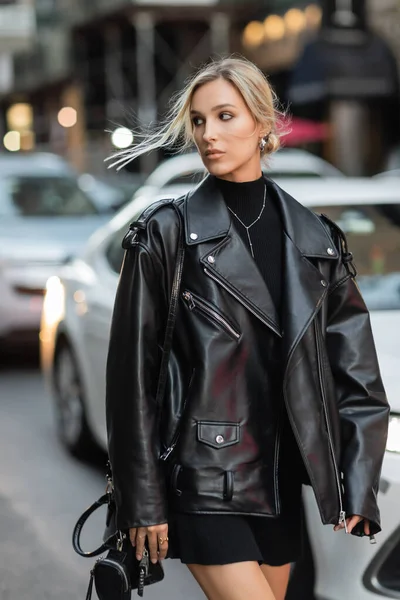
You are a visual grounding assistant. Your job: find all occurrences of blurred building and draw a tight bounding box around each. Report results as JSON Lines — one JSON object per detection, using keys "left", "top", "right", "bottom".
{"left": 0, "top": 0, "right": 399, "bottom": 176}
{"left": 0, "top": 0, "right": 263, "bottom": 173}
{"left": 242, "top": 0, "right": 400, "bottom": 175}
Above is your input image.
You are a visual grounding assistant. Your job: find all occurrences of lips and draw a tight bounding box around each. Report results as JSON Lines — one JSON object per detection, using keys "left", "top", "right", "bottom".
{"left": 205, "top": 149, "right": 225, "bottom": 157}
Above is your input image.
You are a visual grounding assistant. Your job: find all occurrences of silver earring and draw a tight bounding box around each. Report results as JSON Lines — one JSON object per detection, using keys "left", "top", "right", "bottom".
{"left": 259, "top": 134, "right": 269, "bottom": 152}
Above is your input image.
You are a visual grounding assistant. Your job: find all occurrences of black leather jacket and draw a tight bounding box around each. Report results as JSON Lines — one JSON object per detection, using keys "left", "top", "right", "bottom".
{"left": 106, "top": 175, "right": 389, "bottom": 535}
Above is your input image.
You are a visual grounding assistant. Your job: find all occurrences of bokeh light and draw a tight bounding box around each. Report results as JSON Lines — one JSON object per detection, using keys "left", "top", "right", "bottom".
{"left": 3, "top": 130, "right": 21, "bottom": 151}
{"left": 264, "top": 15, "right": 285, "bottom": 42}
{"left": 242, "top": 21, "right": 265, "bottom": 48}
{"left": 111, "top": 127, "right": 134, "bottom": 149}
{"left": 305, "top": 4, "right": 322, "bottom": 29}
{"left": 6, "top": 103, "right": 33, "bottom": 130}
{"left": 284, "top": 8, "right": 307, "bottom": 35}
{"left": 58, "top": 107, "right": 77, "bottom": 128}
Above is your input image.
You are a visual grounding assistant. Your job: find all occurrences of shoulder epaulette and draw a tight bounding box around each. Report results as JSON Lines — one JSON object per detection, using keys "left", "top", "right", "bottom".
{"left": 319, "top": 213, "right": 357, "bottom": 278}
{"left": 122, "top": 198, "right": 176, "bottom": 249}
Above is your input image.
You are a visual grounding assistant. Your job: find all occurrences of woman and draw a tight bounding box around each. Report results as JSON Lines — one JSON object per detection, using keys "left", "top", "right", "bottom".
{"left": 106, "top": 57, "right": 389, "bottom": 600}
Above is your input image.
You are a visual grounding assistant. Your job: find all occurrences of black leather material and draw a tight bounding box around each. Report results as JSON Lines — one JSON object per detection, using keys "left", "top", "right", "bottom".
{"left": 106, "top": 175, "right": 389, "bottom": 535}
{"left": 72, "top": 493, "right": 117, "bottom": 557}
{"left": 93, "top": 552, "right": 131, "bottom": 600}
{"left": 73, "top": 492, "right": 164, "bottom": 596}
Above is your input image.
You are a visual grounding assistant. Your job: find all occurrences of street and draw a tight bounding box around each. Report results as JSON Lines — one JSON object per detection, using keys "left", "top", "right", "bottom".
{"left": 0, "top": 356, "right": 203, "bottom": 600}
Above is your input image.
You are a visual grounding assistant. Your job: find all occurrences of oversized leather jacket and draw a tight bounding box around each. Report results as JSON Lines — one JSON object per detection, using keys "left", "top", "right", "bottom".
{"left": 106, "top": 175, "right": 389, "bottom": 535}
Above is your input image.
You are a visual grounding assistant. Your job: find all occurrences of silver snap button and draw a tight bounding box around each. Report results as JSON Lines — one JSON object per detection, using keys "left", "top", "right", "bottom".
{"left": 321, "top": 280, "right": 327, "bottom": 287}
{"left": 327, "top": 247, "right": 335, "bottom": 256}
{"left": 215, "top": 435, "right": 224, "bottom": 444}
{"left": 207, "top": 256, "right": 215, "bottom": 264}
{"left": 190, "top": 233, "right": 198, "bottom": 240}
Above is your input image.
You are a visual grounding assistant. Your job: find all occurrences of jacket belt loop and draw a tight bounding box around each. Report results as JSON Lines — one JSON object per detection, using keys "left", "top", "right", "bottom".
{"left": 223, "top": 471, "right": 234, "bottom": 501}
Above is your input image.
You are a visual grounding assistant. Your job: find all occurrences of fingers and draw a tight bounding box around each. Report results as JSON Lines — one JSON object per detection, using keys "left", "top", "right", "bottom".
{"left": 333, "top": 518, "right": 348, "bottom": 532}
{"left": 147, "top": 528, "right": 159, "bottom": 564}
{"left": 133, "top": 524, "right": 169, "bottom": 562}
{"left": 346, "top": 515, "right": 362, "bottom": 534}
{"left": 135, "top": 527, "right": 147, "bottom": 560}
{"left": 157, "top": 526, "right": 169, "bottom": 562}
{"left": 333, "top": 515, "right": 370, "bottom": 536}
{"left": 129, "top": 527, "right": 137, "bottom": 547}
{"left": 147, "top": 524, "right": 169, "bottom": 563}
{"left": 364, "top": 520, "right": 371, "bottom": 536}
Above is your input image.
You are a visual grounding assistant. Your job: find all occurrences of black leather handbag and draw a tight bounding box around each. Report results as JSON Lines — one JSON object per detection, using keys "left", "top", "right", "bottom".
{"left": 72, "top": 482, "right": 165, "bottom": 599}
{"left": 72, "top": 202, "right": 185, "bottom": 598}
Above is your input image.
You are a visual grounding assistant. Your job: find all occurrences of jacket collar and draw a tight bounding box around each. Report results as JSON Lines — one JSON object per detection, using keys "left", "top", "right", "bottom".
{"left": 184, "top": 174, "right": 338, "bottom": 260}
{"left": 184, "top": 175, "right": 231, "bottom": 246}
{"left": 183, "top": 174, "right": 338, "bottom": 349}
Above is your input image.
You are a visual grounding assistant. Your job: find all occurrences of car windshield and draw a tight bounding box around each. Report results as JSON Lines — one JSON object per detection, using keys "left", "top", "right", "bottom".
{"left": 0, "top": 176, "right": 98, "bottom": 217}
{"left": 313, "top": 203, "right": 400, "bottom": 311}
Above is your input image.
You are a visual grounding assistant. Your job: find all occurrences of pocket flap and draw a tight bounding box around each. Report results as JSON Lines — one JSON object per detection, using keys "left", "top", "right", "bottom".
{"left": 197, "top": 421, "right": 240, "bottom": 449}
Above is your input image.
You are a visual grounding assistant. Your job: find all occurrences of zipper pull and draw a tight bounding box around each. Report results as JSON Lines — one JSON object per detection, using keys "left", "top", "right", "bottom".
{"left": 159, "top": 445, "right": 174, "bottom": 461}
{"left": 139, "top": 548, "right": 150, "bottom": 577}
{"left": 339, "top": 510, "right": 348, "bottom": 533}
{"left": 138, "top": 548, "right": 149, "bottom": 596}
{"left": 182, "top": 291, "right": 195, "bottom": 310}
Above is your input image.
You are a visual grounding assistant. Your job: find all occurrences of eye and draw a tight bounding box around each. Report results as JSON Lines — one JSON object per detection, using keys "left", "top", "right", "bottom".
{"left": 220, "top": 112, "right": 233, "bottom": 121}
{"left": 192, "top": 116, "right": 204, "bottom": 127}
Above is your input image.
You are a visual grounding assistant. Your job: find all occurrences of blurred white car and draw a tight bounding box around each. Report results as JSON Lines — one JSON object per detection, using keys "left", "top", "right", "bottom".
{"left": 0, "top": 153, "right": 112, "bottom": 347}
{"left": 41, "top": 176, "right": 400, "bottom": 600}
{"left": 374, "top": 169, "right": 400, "bottom": 180}
{"left": 132, "top": 149, "right": 343, "bottom": 200}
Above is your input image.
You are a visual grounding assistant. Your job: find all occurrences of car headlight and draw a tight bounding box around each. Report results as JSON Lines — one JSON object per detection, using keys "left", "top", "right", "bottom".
{"left": 41, "top": 276, "right": 65, "bottom": 328}
{"left": 386, "top": 414, "right": 400, "bottom": 453}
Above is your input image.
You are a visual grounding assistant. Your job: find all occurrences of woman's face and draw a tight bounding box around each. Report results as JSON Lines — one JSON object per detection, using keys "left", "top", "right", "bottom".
{"left": 190, "top": 78, "right": 264, "bottom": 182}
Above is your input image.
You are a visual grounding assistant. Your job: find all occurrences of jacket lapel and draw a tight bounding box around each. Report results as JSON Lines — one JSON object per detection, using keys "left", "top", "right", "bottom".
{"left": 201, "top": 230, "right": 281, "bottom": 336}
{"left": 185, "top": 175, "right": 281, "bottom": 336}
{"left": 184, "top": 174, "right": 338, "bottom": 346}
{"left": 267, "top": 180, "right": 338, "bottom": 368}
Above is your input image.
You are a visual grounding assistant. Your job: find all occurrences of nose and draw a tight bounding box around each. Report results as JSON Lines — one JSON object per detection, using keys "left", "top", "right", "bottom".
{"left": 203, "top": 121, "right": 217, "bottom": 143}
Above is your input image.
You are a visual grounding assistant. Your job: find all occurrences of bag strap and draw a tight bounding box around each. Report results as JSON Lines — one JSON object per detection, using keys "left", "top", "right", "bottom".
{"left": 85, "top": 569, "right": 94, "bottom": 600}
{"left": 155, "top": 203, "right": 185, "bottom": 407}
{"left": 72, "top": 201, "right": 186, "bottom": 559}
{"left": 72, "top": 493, "right": 118, "bottom": 557}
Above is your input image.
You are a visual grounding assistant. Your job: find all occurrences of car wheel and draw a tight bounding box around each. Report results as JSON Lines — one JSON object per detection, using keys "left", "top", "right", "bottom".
{"left": 53, "top": 343, "right": 98, "bottom": 459}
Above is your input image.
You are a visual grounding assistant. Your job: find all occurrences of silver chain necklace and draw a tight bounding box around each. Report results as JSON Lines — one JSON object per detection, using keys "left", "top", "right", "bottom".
{"left": 226, "top": 185, "right": 266, "bottom": 259}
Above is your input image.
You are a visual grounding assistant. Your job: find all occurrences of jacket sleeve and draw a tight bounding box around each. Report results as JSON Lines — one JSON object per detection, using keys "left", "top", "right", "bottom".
{"left": 325, "top": 241, "right": 390, "bottom": 534}
{"left": 106, "top": 236, "right": 168, "bottom": 531}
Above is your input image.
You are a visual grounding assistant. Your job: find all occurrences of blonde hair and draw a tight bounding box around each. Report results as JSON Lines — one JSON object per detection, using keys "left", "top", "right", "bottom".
{"left": 107, "top": 56, "right": 287, "bottom": 171}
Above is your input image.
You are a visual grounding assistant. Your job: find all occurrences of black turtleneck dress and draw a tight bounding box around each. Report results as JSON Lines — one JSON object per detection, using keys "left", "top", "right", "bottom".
{"left": 168, "top": 177, "right": 305, "bottom": 567}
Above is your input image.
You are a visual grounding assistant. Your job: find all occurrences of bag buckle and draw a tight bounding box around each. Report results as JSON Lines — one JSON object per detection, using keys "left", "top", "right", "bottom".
{"left": 105, "top": 477, "right": 114, "bottom": 495}
{"left": 116, "top": 531, "right": 126, "bottom": 552}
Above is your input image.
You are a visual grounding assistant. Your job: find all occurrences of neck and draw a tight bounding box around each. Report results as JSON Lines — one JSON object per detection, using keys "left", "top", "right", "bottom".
{"left": 216, "top": 160, "right": 263, "bottom": 183}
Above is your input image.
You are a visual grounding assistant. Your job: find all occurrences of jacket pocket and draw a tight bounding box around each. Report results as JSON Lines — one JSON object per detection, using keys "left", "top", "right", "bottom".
{"left": 182, "top": 290, "right": 241, "bottom": 341}
{"left": 197, "top": 421, "right": 240, "bottom": 449}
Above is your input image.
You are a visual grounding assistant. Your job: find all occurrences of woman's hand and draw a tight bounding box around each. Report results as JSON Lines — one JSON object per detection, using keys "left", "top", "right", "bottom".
{"left": 129, "top": 523, "right": 169, "bottom": 563}
{"left": 334, "top": 515, "right": 370, "bottom": 535}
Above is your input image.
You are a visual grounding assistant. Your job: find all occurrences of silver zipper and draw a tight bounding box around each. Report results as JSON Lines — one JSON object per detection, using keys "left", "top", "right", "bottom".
{"left": 100, "top": 558, "right": 130, "bottom": 591}
{"left": 203, "top": 268, "right": 281, "bottom": 337}
{"left": 314, "top": 321, "right": 347, "bottom": 532}
{"left": 182, "top": 289, "right": 241, "bottom": 340}
{"left": 273, "top": 406, "right": 282, "bottom": 514}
